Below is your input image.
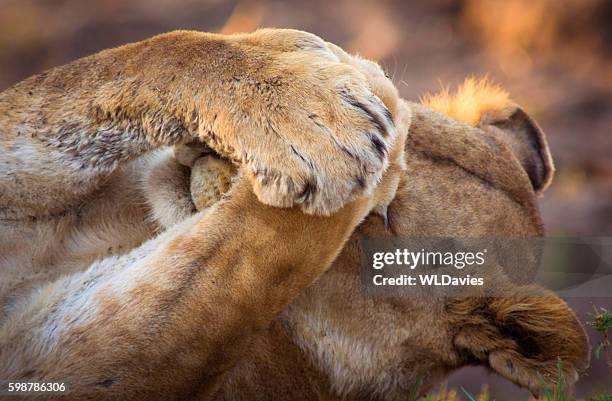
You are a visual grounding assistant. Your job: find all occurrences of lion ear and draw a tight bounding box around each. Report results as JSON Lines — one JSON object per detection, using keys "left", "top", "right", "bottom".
{"left": 421, "top": 78, "right": 554, "bottom": 194}
{"left": 451, "top": 290, "right": 589, "bottom": 397}
{"left": 480, "top": 107, "right": 555, "bottom": 194}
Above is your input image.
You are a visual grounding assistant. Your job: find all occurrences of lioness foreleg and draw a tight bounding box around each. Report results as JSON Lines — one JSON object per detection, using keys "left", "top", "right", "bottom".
{"left": 0, "top": 29, "right": 396, "bottom": 218}
{"left": 0, "top": 176, "right": 375, "bottom": 400}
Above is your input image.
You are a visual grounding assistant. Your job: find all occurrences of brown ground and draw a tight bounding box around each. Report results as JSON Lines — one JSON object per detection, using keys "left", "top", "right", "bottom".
{"left": 1, "top": 0, "right": 610, "bottom": 398}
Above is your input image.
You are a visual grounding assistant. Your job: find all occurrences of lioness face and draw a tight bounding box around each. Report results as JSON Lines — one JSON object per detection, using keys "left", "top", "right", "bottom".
{"left": 284, "top": 99, "right": 588, "bottom": 399}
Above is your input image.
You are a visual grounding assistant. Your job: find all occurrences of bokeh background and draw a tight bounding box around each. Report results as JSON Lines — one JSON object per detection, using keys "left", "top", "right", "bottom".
{"left": 1, "top": 0, "right": 610, "bottom": 398}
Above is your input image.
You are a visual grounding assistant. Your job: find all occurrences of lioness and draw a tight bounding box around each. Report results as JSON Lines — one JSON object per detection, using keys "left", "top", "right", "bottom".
{"left": 0, "top": 29, "right": 588, "bottom": 400}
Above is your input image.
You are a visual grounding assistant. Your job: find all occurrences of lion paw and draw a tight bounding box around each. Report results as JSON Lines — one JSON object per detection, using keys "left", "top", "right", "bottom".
{"left": 190, "top": 155, "right": 237, "bottom": 211}
{"left": 200, "top": 29, "right": 399, "bottom": 215}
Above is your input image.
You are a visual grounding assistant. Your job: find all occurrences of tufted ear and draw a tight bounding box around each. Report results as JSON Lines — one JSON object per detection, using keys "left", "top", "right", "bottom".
{"left": 421, "top": 78, "right": 555, "bottom": 195}
{"left": 480, "top": 107, "right": 555, "bottom": 195}
{"left": 450, "top": 288, "right": 589, "bottom": 397}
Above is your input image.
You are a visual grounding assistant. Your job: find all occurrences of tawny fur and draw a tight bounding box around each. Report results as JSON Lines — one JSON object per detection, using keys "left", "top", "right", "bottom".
{"left": 420, "top": 77, "right": 512, "bottom": 126}
{"left": 0, "top": 30, "right": 587, "bottom": 401}
{"left": 0, "top": 29, "right": 397, "bottom": 218}
{"left": 421, "top": 77, "right": 554, "bottom": 193}
{"left": 276, "top": 102, "right": 587, "bottom": 400}
{"left": 190, "top": 156, "right": 238, "bottom": 211}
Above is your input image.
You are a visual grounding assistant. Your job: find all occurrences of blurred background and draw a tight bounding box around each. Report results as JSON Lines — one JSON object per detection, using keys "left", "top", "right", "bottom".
{"left": 1, "top": 0, "right": 610, "bottom": 398}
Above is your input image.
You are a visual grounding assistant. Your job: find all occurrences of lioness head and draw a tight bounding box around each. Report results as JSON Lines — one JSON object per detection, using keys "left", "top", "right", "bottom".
{"left": 281, "top": 79, "right": 588, "bottom": 399}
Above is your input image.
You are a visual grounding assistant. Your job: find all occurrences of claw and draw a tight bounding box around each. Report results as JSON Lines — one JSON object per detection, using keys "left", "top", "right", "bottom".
{"left": 382, "top": 206, "right": 390, "bottom": 230}
{"left": 374, "top": 204, "right": 390, "bottom": 230}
